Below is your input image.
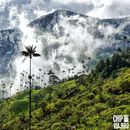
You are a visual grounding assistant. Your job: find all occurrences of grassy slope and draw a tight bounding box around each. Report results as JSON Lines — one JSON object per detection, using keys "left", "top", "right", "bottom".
{"left": 0, "top": 68, "right": 130, "bottom": 130}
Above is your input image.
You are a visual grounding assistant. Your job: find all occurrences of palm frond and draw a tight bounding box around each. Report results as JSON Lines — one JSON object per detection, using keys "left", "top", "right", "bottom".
{"left": 25, "top": 46, "right": 32, "bottom": 53}
{"left": 33, "top": 46, "right": 37, "bottom": 51}
{"left": 21, "top": 45, "right": 41, "bottom": 58}
{"left": 33, "top": 53, "right": 41, "bottom": 57}
{"left": 25, "top": 45, "right": 37, "bottom": 54}
{"left": 21, "top": 51, "right": 29, "bottom": 56}
{"left": 22, "top": 57, "right": 27, "bottom": 63}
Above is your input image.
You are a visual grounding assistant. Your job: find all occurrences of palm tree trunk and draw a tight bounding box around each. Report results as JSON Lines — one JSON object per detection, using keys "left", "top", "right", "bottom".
{"left": 29, "top": 56, "right": 32, "bottom": 130}
{"left": 0, "top": 90, "right": 2, "bottom": 101}
{"left": 10, "top": 87, "right": 11, "bottom": 97}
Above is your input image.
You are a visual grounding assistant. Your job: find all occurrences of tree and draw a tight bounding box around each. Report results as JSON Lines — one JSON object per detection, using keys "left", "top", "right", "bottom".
{"left": 123, "top": 35, "right": 128, "bottom": 49}
{"left": 39, "top": 68, "right": 42, "bottom": 87}
{"left": 111, "top": 54, "right": 120, "bottom": 69}
{"left": 21, "top": 45, "right": 41, "bottom": 130}
{"left": 96, "top": 60, "right": 105, "bottom": 72}
{"left": 49, "top": 74, "right": 60, "bottom": 85}
{"left": 48, "top": 70, "right": 60, "bottom": 85}
{"left": 116, "top": 47, "right": 122, "bottom": 54}
{"left": 10, "top": 83, "right": 13, "bottom": 97}
{"left": 105, "top": 58, "right": 110, "bottom": 67}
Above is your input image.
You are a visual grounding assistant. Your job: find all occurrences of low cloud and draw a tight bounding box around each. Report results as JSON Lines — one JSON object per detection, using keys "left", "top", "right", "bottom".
{"left": 88, "top": 0, "right": 130, "bottom": 18}
{"left": 51, "top": 0, "right": 91, "bottom": 4}
{"left": 0, "top": 0, "right": 130, "bottom": 30}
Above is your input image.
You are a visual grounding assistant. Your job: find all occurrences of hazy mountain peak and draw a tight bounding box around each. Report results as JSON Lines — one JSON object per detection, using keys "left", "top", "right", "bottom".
{"left": 29, "top": 9, "right": 88, "bottom": 28}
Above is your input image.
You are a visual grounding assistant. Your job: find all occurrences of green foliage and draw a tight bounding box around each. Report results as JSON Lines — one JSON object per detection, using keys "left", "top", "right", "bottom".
{"left": 49, "top": 74, "right": 60, "bottom": 85}
{"left": 1, "top": 49, "right": 130, "bottom": 129}
{"left": 94, "top": 48, "right": 130, "bottom": 78}
{"left": 10, "top": 99, "right": 28, "bottom": 115}
{"left": 96, "top": 59, "right": 106, "bottom": 72}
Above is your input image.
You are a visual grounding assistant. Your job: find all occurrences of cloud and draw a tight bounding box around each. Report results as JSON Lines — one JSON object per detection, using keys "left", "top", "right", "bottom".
{"left": 87, "top": 0, "right": 130, "bottom": 18}
{"left": 51, "top": 0, "right": 130, "bottom": 18}
{"left": 0, "top": 0, "right": 93, "bottom": 30}
{"left": 0, "top": 0, "right": 10, "bottom": 5}
{"left": 0, "top": 0, "right": 130, "bottom": 27}
{"left": 51, "top": 0, "right": 91, "bottom": 4}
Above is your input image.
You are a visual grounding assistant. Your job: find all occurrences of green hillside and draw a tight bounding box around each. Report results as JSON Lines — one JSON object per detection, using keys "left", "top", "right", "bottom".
{"left": 0, "top": 49, "right": 130, "bottom": 130}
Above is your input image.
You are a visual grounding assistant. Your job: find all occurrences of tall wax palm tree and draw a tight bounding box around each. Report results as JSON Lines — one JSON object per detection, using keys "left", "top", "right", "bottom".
{"left": 2, "top": 83, "right": 5, "bottom": 101}
{"left": 39, "top": 68, "right": 42, "bottom": 87}
{"left": 9, "top": 83, "right": 13, "bottom": 97}
{"left": 20, "top": 73, "right": 24, "bottom": 92}
{"left": 21, "top": 45, "right": 41, "bottom": 130}
{"left": 2, "top": 90, "right": 5, "bottom": 101}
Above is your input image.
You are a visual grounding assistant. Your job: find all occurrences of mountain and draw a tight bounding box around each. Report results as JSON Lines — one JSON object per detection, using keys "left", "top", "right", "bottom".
{"left": 0, "top": 9, "right": 130, "bottom": 130}
{"left": 1, "top": 9, "right": 130, "bottom": 80}
{"left": 30, "top": 9, "right": 130, "bottom": 47}
{"left": 29, "top": 9, "right": 91, "bottom": 29}
{"left": 29, "top": 9, "right": 130, "bottom": 39}
{"left": 1, "top": 50, "right": 130, "bottom": 129}
{"left": 28, "top": 9, "right": 130, "bottom": 69}
{"left": 0, "top": 29, "right": 21, "bottom": 77}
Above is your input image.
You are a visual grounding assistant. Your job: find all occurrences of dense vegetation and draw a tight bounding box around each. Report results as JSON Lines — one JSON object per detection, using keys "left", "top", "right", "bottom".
{"left": 0, "top": 48, "right": 130, "bottom": 130}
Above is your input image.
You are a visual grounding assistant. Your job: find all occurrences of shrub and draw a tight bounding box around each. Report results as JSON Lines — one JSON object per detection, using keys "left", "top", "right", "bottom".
{"left": 10, "top": 100, "right": 28, "bottom": 115}
{"left": 120, "top": 80, "right": 130, "bottom": 93}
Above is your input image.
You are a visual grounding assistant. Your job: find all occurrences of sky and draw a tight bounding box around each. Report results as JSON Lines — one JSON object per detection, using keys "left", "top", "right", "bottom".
{"left": 0, "top": 0, "right": 130, "bottom": 29}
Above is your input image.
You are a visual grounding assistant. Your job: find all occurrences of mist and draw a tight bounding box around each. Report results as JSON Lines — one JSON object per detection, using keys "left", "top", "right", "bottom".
{"left": 11, "top": 10, "right": 126, "bottom": 94}
{"left": 0, "top": 0, "right": 130, "bottom": 95}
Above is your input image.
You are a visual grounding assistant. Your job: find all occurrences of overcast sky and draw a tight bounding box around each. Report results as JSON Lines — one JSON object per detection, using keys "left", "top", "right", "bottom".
{"left": 0, "top": 0, "right": 130, "bottom": 29}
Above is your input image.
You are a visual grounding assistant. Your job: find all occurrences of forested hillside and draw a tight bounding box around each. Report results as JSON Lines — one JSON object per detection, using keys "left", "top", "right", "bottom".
{"left": 0, "top": 48, "right": 130, "bottom": 130}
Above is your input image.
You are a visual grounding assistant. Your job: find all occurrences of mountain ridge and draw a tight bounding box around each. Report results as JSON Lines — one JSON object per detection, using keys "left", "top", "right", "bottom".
{"left": 29, "top": 9, "right": 130, "bottom": 29}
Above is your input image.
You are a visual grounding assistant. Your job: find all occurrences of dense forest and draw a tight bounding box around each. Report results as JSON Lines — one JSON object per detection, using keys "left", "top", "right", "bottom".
{"left": 0, "top": 48, "right": 130, "bottom": 130}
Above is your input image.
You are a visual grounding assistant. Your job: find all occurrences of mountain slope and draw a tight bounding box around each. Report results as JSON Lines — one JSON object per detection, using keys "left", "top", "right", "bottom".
{"left": 1, "top": 9, "right": 130, "bottom": 77}
{"left": 0, "top": 29, "right": 21, "bottom": 77}
{"left": 1, "top": 48, "right": 130, "bottom": 129}
{"left": 28, "top": 9, "right": 130, "bottom": 71}
{"left": 1, "top": 68, "right": 130, "bottom": 130}
{"left": 29, "top": 9, "right": 92, "bottom": 29}
{"left": 30, "top": 9, "right": 130, "bottom": 41}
